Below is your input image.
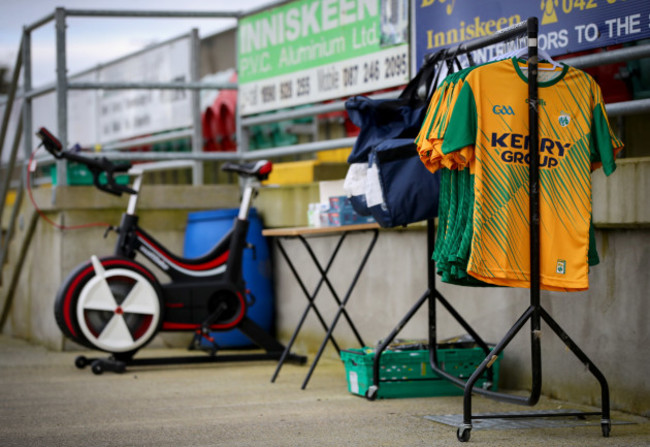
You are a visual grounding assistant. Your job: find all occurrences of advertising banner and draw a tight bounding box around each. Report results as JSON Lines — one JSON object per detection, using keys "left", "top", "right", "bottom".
{"left": 93, "top": 37, "right": 192, "bottom": 144}
{"left": 414, "top": 0, "right": 650, "bottom": 68}
{"left": 238, "top": 0, "right": 410, "bottom": 116}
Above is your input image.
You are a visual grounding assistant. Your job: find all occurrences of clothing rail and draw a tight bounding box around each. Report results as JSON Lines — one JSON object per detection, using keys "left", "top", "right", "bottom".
{"left": 432, "top": 17, "right": 610, "bottom": 442}
{"left": 364, "top": 17, "right": 612, "bottom": 443}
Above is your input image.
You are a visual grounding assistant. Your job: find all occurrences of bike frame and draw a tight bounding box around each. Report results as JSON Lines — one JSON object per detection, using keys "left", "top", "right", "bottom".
{"left": 110, "top": 160, "right": 257, "bottom": 331}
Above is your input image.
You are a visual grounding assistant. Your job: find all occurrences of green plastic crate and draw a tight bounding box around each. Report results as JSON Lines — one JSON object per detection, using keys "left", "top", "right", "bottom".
{"left": 50, "top": 162, "right": 129, "bottom": 186}
{"left": 340, "top": 345, "right": 502, "bottom": 399}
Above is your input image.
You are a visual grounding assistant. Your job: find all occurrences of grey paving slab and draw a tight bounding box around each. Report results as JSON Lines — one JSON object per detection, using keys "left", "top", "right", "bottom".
{"left": 0, "top": 335, "right": 648, "bottom": 447}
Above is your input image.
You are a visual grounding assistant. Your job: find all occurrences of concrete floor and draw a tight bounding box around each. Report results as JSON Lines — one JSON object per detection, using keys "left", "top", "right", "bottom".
{"left": 0, "top": 334, "right": 648, "bottom": 447}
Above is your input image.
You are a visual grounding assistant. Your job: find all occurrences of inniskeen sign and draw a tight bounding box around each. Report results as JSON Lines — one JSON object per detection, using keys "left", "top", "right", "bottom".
{"left": 237, "top": 0, "right": 410, "bottom": 116}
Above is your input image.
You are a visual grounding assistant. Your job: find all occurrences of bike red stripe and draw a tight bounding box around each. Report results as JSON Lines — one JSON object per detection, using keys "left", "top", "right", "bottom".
{"left": 137, "top": 231, "right": 229, "bottom": 271}
{"left": 64, "top": 265, "right": 94, "bottom": 337}
{"left": 161, "top": 292, "right": 245, "bottom": 331}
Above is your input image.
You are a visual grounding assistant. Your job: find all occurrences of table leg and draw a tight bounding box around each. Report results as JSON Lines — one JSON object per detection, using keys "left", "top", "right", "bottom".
{"left": 270, "top": 235, "right": 346, "bottom": 382}
{"left": 297, "top": 234, "right": 366, "bottom": 348}
{"left": 301, "top": 229, "right": 379, "bottom": 389}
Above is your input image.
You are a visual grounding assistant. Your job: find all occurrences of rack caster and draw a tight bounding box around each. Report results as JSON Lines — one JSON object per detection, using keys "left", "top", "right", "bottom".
{"left": 456, "top": 424, "right": 471, "bottom": 442}
{"left": 365, "top": 385, "right": 378, "bottom": 401}
{"left": 601, "top": 419, "right": 611, "bottom": 437}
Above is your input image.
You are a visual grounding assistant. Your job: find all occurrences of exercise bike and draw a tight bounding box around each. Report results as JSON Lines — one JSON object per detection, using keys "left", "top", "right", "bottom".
{"left": 36, "top": 127, "right": 306, "bottom": 374}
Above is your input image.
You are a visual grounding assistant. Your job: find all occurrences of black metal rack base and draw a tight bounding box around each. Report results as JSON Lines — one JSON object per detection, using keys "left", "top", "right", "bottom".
{"left": 370, "top": 17, "right": 611, "bottom": 443}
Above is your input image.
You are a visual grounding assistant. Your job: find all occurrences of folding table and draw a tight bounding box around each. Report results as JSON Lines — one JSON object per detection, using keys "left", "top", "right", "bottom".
{"left": 262, "top": 223, "right": 379, "bottom": 389}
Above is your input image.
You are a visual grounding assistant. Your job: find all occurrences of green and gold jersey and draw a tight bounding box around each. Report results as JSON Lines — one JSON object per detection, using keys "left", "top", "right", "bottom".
{"left": 416, "top": 65, "right": 480, "bottom": 173}
{"left": 415, "top": 66, "right": 485, "bottom": 286}
{"left": 441, "top": 57, "right": 623, "bottom": 291}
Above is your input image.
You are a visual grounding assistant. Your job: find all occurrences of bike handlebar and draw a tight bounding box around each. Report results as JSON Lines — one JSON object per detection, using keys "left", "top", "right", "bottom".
{"left": 35, "top": 127, "right": 136, "bottom": 196}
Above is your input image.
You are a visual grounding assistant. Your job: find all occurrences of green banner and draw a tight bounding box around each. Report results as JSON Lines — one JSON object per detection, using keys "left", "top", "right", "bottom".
{"left": 238, "top": 0, "right": 382, "bottom": 83}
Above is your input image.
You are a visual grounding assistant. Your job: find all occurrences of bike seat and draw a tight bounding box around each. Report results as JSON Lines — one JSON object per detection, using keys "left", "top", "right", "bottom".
{"left": 222, "top": 160, "right": 272, "bottom": 181}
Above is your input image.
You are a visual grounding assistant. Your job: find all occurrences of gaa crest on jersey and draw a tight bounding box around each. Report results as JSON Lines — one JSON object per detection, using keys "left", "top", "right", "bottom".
{"left": 493, "top": 105, "right": 515, "bottom": 115}
{"left": 556, "top": 259, "right": 567, "bottom": 275}
{"left": 558, "top": 112, "right": 570, "bottom": 127}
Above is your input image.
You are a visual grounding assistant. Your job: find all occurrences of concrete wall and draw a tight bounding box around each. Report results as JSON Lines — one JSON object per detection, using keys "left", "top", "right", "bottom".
{"left": 199, "top": 28, "right": 236, "bottom": 78}
{"left": 1, "top": 159, "right": 648, "bottom": 417}
{"left": 267, "top": 226, "right": 649, "bottom": 418}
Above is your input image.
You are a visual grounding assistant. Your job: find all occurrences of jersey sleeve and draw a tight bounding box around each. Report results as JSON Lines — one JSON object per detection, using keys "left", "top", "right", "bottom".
{"left": 589, "top": 82, "right": 623, "bottom": 176}
{"left": 440, "top": 82, "right": 478, "bottom": 155}
{"left": 590, "top": 102, "right": 623, "bottom": 176}
{"left": 417, "top": 138, "right": 443, "bottom": 173}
